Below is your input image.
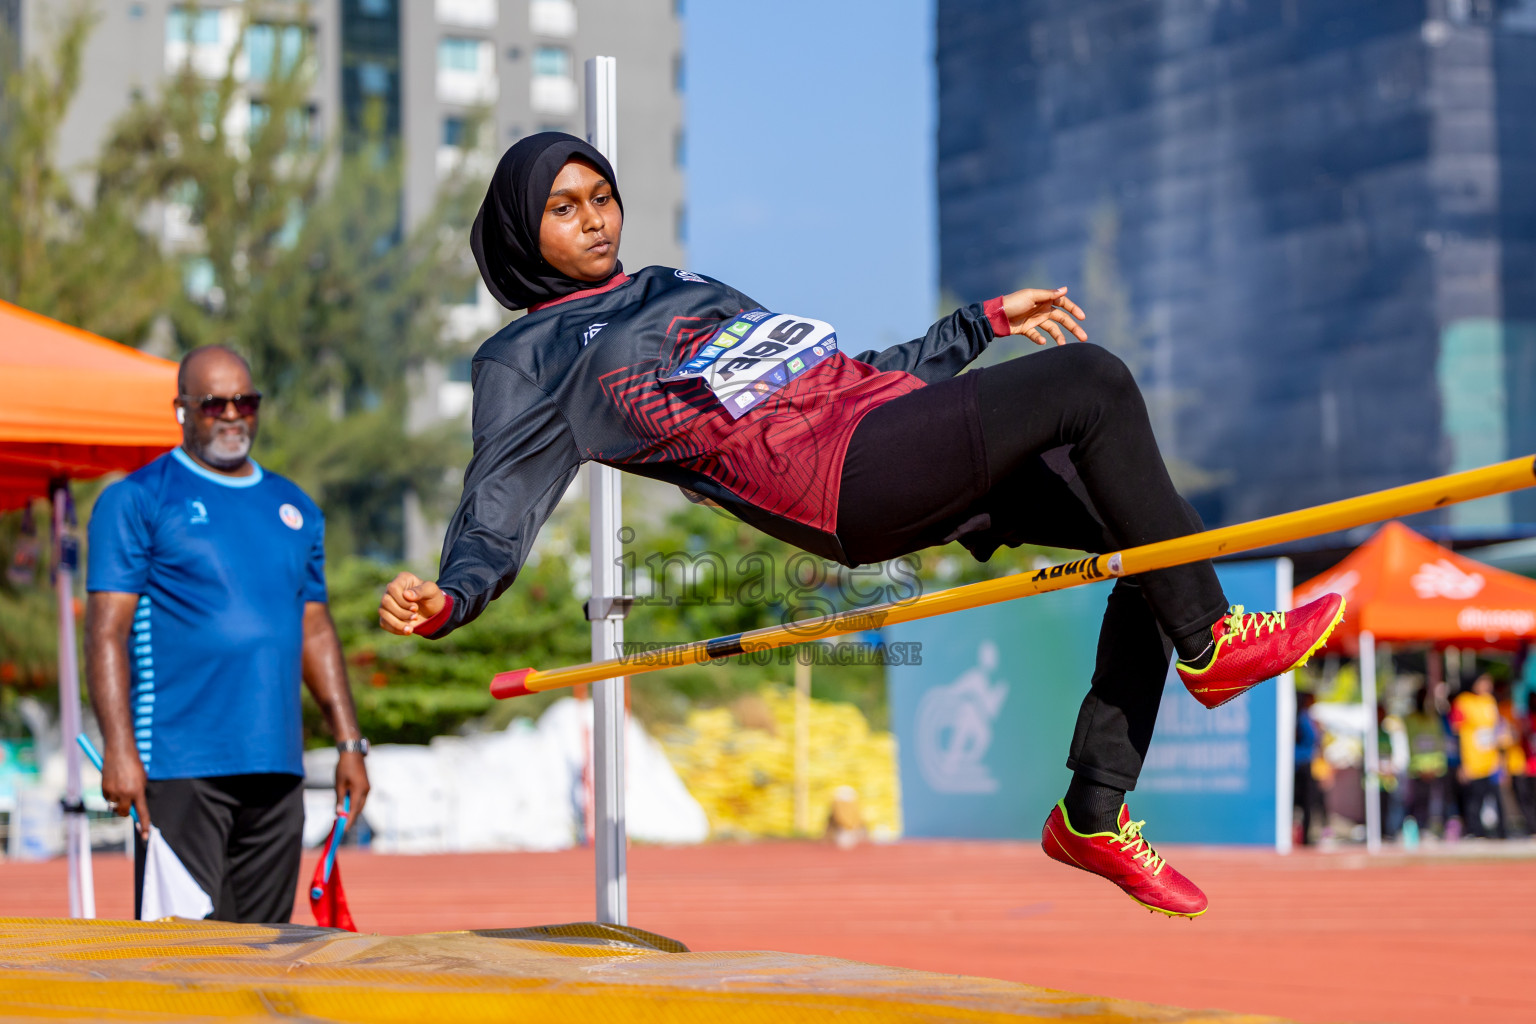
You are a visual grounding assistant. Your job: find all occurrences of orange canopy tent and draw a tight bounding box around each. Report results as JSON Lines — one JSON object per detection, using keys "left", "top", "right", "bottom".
{"left": 0, "top": 298, "right": 179, "bottom": 919}
{"left": 1293, "top": 520, "right": 1536, "bottom": 852}
{"left": 0, "top": 299, "right": 180, "bottom": 510}
{"left": 1294, "top": 520, "right": 1536, "bottom": 654}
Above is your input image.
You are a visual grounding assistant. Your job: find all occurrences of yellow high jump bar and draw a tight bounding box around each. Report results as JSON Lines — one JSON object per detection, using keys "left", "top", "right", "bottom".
{"left": 492, "top": 454, "right": 1536, "bottom": 698}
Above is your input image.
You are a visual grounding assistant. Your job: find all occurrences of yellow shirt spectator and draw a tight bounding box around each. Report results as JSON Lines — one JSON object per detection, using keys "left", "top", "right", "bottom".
{"left": 1452, "top": 691, "right": 1500, "bottom": 781}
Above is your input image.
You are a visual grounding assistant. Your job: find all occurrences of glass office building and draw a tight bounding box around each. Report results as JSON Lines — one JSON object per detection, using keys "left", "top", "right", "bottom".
{"left": 937, "top": 0, "right": 1536, "bottom": 533}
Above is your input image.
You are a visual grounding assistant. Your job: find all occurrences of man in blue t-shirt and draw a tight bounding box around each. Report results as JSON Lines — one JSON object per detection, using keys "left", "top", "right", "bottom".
{"left": 86, "top": 345, "right": 370, "bottom": 923}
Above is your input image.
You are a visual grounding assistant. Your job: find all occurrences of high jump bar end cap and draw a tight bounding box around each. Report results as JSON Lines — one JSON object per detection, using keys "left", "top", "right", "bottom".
{"left": 491, "top": 668, "right": 534, "bottom": 699}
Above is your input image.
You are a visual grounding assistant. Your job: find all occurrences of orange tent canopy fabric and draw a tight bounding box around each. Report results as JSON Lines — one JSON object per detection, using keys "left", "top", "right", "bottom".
{"left": 0, "top": 299, "right": 180, "bottom": 509}
{"left": 1295, "top": 520, "right": 1536, "bottom": 652}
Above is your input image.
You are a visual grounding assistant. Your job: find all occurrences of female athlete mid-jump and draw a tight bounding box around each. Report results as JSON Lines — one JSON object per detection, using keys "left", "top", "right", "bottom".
{"left": 377, "top": 133, "right": 1343, "bottom": 917}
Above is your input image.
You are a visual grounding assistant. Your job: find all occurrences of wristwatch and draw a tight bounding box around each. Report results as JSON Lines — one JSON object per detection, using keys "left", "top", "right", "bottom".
{"left": 336, "top": 738, "right": 370, "bottom": 756}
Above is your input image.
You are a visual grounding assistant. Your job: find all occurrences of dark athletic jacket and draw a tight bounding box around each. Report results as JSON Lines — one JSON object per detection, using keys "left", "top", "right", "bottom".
{"left": 421, "top": 266, "right": 1008, "bottom": 637}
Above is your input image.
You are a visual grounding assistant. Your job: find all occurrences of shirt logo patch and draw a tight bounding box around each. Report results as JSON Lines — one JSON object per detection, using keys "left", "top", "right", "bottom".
{"left": 188, "top": 500, "right": 209, "bottom": 525}
{"left": 279, "top": 503, "right": 304, "bottom": 530}
{"left": 582, "top": 322, "right": 608, "bottom": 346}
{"left": 674, "top": 269, "right": 706, "bottom": 283}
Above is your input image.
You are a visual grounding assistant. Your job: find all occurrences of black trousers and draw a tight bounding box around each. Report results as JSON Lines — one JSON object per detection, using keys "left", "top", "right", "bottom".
{"left": 135, "top": 773, "right": 305, "bottom": 923}
{"left": 1460, "top": 775, "right": 1507, "bottom": 839}
{"left": 1294, "top": 765, "right": 1322, "bottom": 845}
{"left": 1514, "top": 775, "right": 1536, "bottom": 835}
{"left": 837, "top": 345, "right": 1228, "bottom": 790}
{"left": 1405, "top": 773, "right": 1445, "bottom": 828}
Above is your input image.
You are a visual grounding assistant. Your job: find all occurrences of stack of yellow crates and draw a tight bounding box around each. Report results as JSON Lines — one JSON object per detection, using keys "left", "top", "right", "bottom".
{"left": 660, "top": 687, "right": 901, "bottom": 840}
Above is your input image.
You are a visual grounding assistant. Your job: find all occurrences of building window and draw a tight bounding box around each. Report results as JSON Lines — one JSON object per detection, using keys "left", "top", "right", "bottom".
{"left": 246, "top": 23, "right": 305, "bottom": 81}
{"left": 198, "top": 89, "right": 221, "bottom": 130}
{"left": 672, "top": 53, "right": 685, "bottom": 92}
{"left": 168, "top": 7, "right": 221, "bottom": 45}
{"left": 438, "top": 37, "right": 497, "bottom": 104}
{"left": 128, "top": 3, "right": 145, "bottom": 19}
{"left": 531, "top": 45, "right": 576, "bottom": 115}
{"left": 358, "top": 0, "right": 392, "bottom": 15}
{"left": 249, "top": 100, "right": 271, "bottom": 138}
{"left": 358, "top": 61, "right": 390, "bottom": 96}
{"left": 250, "top": 101, "right": 318, "bottom": 150}
{"left": 530, "top": 0, "right": 577, "bottom": 38}
{"left": 442, "top": 115, "right": 478, "bottom": 148}
{"left": 674, "top": 128, "right": 686, "bottom": 168}
{"left": 533, "top": 46, "right": 570, "bottom": 78}
{"left": 287, "top": 106, "right": 319, "bottom": 149}
{"left": 439, "top": 36, "right": 483, "bottom": 73}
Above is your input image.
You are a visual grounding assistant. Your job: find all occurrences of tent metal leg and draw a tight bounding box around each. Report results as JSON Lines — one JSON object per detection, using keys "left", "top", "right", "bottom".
{"left": 54, "top": 484, "right": 95, "bottom": 918}
{"left": 1361, "top": 631, "right": 1381, "bottom": 854}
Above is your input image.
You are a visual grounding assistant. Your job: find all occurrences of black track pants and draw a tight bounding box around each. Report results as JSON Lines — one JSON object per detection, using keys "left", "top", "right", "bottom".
{"left": 134, "top": 773, "right": 305, "bottom": 923}
{"left": 836, "top": 344, "right": 1229, "bottom": 790}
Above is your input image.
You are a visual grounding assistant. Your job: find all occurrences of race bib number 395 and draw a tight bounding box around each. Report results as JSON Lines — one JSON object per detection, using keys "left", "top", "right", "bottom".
{"left": 661, "top": 309, "right": 838, "bottom": 419}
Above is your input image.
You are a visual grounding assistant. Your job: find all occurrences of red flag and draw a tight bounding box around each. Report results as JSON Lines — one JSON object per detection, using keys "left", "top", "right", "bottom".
{"left": 308, "top": 852, "right": 356, "bottom": 930}
{"left": 309, "top": 806, "right": 356, "bottom": 931}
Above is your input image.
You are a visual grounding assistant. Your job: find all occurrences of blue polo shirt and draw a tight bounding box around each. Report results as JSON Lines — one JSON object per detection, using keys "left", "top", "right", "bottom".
{"left": 87, "top": 449, "right": 326, "bottom": 779}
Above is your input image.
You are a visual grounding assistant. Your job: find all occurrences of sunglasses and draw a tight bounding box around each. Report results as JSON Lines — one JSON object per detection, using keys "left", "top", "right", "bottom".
{"left": 181, "top": 392, "right": 263, "bottom": 417}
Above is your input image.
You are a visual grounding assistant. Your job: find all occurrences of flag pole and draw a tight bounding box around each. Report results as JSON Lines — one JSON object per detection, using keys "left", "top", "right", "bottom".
{"left": 584, "top": 54, "right": 627, "bottom": 928}
{"left": 493, "top": 455, "right": 1536, "bottom": 698}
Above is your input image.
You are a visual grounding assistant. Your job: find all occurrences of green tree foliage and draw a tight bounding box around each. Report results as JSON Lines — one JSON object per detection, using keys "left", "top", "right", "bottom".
{"left": 92, "top": 8, "right": 482, "bottom": 556}
{"left": 0, "top": 503, "right": 58, "bottom": 692}
{"left": 1, "top": 9, "right": 483, "bottom": 723}
{"left": 0, "top": 6, "right": 174, "bottom": 339}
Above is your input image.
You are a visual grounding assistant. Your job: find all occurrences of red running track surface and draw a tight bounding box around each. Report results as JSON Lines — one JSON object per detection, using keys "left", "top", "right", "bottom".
{"left": 4, "top": 841, "right": 1532, "bottom": 1024}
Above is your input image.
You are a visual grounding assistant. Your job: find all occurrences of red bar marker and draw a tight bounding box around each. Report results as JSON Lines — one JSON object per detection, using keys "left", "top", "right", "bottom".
{"left": 491, "top": 668, "right": 535, "bottom": 699}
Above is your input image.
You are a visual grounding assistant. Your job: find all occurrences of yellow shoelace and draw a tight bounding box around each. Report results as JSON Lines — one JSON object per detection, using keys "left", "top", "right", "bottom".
{"left": 1111, "top": 817, "right": 1166, "bottom": 875}
{"left": 1221, "top": 604, "right": 1287, "bottom": 644}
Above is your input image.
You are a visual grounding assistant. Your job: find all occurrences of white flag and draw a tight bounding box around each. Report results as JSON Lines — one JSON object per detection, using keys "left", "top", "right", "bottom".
{"left": 139, "top": 826, "right": 213, "bottom": 920}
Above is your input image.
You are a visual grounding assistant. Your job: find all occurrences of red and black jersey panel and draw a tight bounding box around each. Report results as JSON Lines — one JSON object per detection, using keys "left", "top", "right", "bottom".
{"left": 428, "top": 266, "right": 1004, "bottom": 636}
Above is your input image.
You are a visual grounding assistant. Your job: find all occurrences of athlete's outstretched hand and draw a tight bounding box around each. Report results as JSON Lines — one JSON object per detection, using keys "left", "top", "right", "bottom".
{"left": 1000, "top": 287, "right": 1087, "bottom": 346}
{"left": 379, "top": 572, "right": 447, "bottom": 635}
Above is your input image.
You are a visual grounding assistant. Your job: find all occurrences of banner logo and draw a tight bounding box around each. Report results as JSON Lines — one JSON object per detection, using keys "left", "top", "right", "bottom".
{"left": 1410, "top": 559, "right": 1484, "bottom": 600}
{"left": 915, "top": 642, "right": 1009, "bottom": 794}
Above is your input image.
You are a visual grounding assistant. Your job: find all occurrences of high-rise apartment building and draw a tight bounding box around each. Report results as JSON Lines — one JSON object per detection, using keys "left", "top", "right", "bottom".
{"left": 937, "top": 0, "right": 1536, "bottom": 534}
{"left": 11, "top": 0, "right": 684, "bottom": 557}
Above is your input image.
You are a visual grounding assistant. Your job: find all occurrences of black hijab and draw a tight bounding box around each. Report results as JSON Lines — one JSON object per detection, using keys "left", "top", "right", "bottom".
{"left": 470, "top": 132, "right": 625, "bottom": 311}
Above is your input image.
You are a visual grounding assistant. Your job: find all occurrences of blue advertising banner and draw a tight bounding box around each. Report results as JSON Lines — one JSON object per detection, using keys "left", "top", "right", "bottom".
{"left": 887, "top": 559, "right": 1289, "bottom": 846}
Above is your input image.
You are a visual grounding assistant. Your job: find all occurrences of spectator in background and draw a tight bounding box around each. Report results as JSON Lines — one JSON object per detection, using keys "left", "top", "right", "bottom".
{"left": 1377, "top": 702, "right": 1407, "bottom": 840}
{"left": 86, "top": 346, "right": 370, "bottom": 922}
{"left": 1494, "top": 680, "right": 1529, "bottom": 835}
{"left": 1517, "top": 691, "right": 1536, "bottom": 835}
{"left": 1403, "top": 687, "right": 1448, "bottom": 837}
{"left": 1451, "top": 672, "right": 1505, "bottom": 839}
{"left": 1294, "top": 690, "right": 1323, "bottom": 846}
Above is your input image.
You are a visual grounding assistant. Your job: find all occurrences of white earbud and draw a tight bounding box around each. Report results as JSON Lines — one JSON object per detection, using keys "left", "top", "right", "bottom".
{"left": 176, "top": 406, "right": 186, "bottom": 424}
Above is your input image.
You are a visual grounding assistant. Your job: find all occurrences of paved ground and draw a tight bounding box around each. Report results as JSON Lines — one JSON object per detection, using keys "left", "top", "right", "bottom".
{"left": 5, "top": 840, "right": 1532, "bottom": 1024}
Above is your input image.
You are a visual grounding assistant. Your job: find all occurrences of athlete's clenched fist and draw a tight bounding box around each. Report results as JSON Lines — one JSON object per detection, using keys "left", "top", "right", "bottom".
{"left": 378, "top": 572, "right": 447, "bottom": 635}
